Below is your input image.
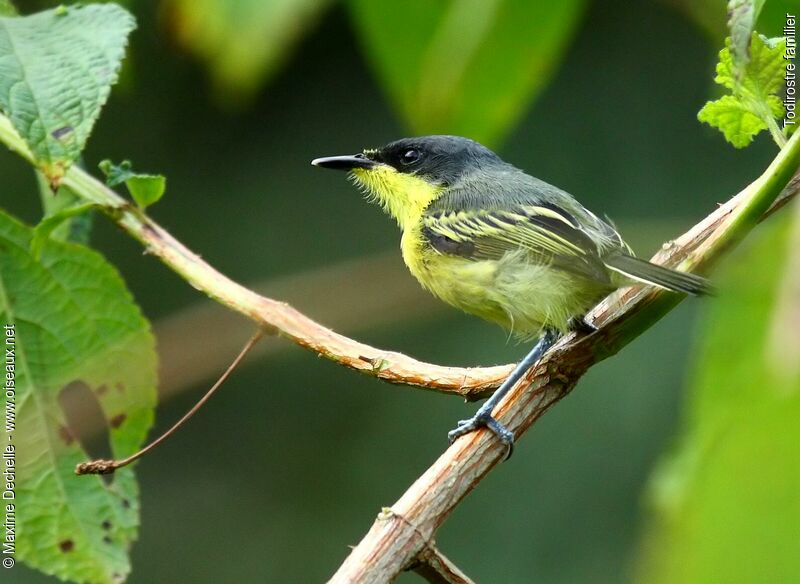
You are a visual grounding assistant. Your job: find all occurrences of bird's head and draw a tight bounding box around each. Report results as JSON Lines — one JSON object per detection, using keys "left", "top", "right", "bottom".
{"left": 312, "top": 135, "right": 501, "bottom": 229}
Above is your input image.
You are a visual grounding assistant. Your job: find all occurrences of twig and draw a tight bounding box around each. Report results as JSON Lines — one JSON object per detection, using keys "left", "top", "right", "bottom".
{"left": 412, "top": 546, "right": 476, "bottom": 584}
{"left": 326, "top": 135, "right": 800, "bottom": 583}
{"left": 75, "top": 330, "right": 264, "bottom": 475}
{"left": 154, "top": 253, "right": 443, "bottom": 400}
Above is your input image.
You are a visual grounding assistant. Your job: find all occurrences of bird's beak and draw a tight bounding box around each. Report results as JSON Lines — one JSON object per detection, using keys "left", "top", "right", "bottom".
{"left": 311, "top": 154, "right": 377, "bottom": 171}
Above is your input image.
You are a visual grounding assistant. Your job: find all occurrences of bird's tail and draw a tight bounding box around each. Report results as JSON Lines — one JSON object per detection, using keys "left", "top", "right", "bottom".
{"left": 603, "top": 252, "right": 713, "bottom": 296}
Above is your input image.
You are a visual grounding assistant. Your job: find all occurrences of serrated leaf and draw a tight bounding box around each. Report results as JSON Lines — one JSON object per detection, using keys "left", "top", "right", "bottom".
{"left": 699, "top": 34, "right": 788, "bottom": 147}
{"left": 0, "top": 4, "right": 135, "bottom": 185}
{"left": 348, "top": 0, "right": 586, "bottom": 147}
{"left": 0, "top": 210, "right": 157, "bottom": 582}
{"left": 99, "top": 160, "right": 166, "bottom": 209}
{"left": 727, "top": 0, "right": 765, "bottom": 77}
{"left": 698, "top": 94, "right": 768, "bottom": 147}
{"left": 637, "top": 213, "right": 800, "bottom": 584}
{"left": 715, "top": 34, "right": 787, "bottom": 96}
{"left": 167, "top": 0, "right": 331, "bottom": 103}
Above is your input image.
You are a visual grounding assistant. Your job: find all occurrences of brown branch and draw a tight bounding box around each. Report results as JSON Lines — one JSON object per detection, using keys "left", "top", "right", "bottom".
{"left": 66, "top": 176, "right": 512, "bottom": 399}
{"left": 76, "top": 330, "right": 264, "bottom": 475}
{"left": 154, "top": 253, "right": 444, "bottom": 399}
{"left": 412, "top": 546, "right": 476, "bottom": 584}
{"left": 327, "top": 160, "right": 800, "bottom": 583}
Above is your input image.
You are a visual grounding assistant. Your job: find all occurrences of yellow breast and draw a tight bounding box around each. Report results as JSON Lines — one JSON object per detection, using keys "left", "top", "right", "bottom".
{"left": 400, "top": 221, "right": 608, "bottom": 338}
{"left": 401, "top": 223, "right": 509, "bottom": 328}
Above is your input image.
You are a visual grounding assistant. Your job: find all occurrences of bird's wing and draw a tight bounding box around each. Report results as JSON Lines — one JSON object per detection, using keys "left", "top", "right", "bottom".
{"left": 421, "top": 204, "right": 613, "bottom": 284}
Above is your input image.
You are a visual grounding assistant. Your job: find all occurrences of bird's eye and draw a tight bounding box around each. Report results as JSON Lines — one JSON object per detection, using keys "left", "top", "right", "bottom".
{"left": 400, "top": 149, "right": 421, "bottom": 165}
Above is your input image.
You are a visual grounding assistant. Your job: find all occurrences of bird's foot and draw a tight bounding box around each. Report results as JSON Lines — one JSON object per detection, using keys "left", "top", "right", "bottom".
{"left": 448, "top": 413, "right": 515, "bottom": 460}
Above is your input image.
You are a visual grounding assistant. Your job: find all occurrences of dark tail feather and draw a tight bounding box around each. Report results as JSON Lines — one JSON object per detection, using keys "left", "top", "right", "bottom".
{"left": 603, "top": 252, "right": 713, "bottom": 296}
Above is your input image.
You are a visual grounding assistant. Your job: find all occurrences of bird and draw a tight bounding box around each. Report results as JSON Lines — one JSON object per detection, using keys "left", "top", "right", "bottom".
{"left": 312, "top": 135, "right": 710, "bottom": 457}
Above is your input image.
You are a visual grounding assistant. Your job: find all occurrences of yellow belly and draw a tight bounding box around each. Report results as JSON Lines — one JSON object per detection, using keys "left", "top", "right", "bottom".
{"left": 400, "top": 227, "right": 611, "bottom": 338}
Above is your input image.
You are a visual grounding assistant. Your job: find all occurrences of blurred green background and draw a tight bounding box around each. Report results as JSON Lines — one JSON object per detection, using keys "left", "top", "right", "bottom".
{"left": 6, "top": 0, "right": 797, "bottom": 582}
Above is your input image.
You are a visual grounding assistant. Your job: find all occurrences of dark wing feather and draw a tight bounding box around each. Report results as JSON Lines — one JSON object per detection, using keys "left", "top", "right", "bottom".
{"left": 420, "top": 172, "right": 711, "bottom": 295}
{"left": 421, "top": 205, "right": 613, "bottom": 284}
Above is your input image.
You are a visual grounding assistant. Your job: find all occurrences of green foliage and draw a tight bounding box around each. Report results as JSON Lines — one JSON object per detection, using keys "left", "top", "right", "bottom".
{"left": 0, "top": 4, "right": 134, "bottom": 185}
{"left": 0, "top": 0, "right": 16, "bottom": 17}
{"left": 637, "top": 211, "right": 800, "bottom": 584}
{"left": 727, "top": 0, "right": 766, "bottom": 76}
{"left": 36, "top": 170, "right": 95, "bottom": 246}
{"left": 30, "top": 202, "right": 99, "bottom": 259}
{"left": 0, "top": 210, "right": 157, "bottom": 583}
{"left": 167, "top": 0, "right": 332, "bottom": 103}
{"left": 698, "top": 33, "right": 788, "bottom": 147}
{"left": 348, "top": 0, "right": 586, "bottom": 146}
{"left": 99, "top": 160, "right": 166, "bottom": 209}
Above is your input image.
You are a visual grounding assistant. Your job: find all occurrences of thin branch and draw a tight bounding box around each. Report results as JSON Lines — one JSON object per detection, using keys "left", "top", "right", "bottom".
{"left": 326, "top": 135, "right": 800, "bottom": 583}
{"left": 412, "top": 545, "right": 476, "bottom": 584}
{"left": 75, "top": 330, "right": 264, "bottom": 474}
{"left": 153, "top": 253, "right": 443, "bottom": 400}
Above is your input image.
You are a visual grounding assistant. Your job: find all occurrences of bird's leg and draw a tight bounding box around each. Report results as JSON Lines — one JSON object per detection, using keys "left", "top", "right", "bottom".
{"left": 447, "top": 328, "right": 559, "bottom": 459}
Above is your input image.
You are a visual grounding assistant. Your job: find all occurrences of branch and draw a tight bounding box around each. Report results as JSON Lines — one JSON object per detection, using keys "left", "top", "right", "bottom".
{"left": 327, "top": 135, "right": 800, "bottom": 583}
{"left": 412, "top": 545, "right": 476, "bottom": 584}
{"left": 0, "top": 113, "right": 510, "bottom": 399}
{"left": 153, "top": 253, "right": 444, "bottom": 400}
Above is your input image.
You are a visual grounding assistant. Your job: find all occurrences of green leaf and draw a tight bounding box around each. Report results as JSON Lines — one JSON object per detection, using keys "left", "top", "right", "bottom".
{"left": 348, "top": 0, "right": 586, "bottom": 147}
{"left": 727, "top": 0, "right": 765, "bottom": 77}
{"left": 698, "top": 34, "right": 788, "bottom": 148}
{"left": 0, "top": 210, "right": 157, "bottom": 582}
{"left": 124, "top": 175, "right": 166, "bottom": 209}
{"left": 0, "top": 4, "right": 135, "bottom": 185}
{"left": 30, "top": 202, "right": 98, "bottom": 259}
{"left": 167, "top": 0, "right": 332, "bottom": 103}
{"left": 37, "top": 169, "right": 95, "bottom": 245}
{"left": 637, "top": 212, "right": 800, "bottom": 584}
{"left": 698, "top": 94, "right": 769, "bottom": 147}
{"left": 714, "top": 34, "right": 787, "bottom": 97}
{"left": 99, "top": 159, "right": 166, "bottom": 209}
{"left": 0, "top": 0, "right": 16, "bottom": 17}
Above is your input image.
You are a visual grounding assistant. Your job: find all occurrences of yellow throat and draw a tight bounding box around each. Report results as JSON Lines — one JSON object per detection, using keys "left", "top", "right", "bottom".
{"left": 351, "top": 166, "right": 442, "bottom": 230}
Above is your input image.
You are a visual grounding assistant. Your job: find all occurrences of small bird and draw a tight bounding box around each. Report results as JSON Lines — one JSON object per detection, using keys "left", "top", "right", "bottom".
{"left": 312, "top": 135, "right": 710, "bottom": 456}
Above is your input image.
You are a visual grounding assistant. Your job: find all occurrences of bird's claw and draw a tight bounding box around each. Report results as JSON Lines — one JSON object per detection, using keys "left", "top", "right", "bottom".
{"left": 447, "top": 414, "right": 515, "bottom": 460}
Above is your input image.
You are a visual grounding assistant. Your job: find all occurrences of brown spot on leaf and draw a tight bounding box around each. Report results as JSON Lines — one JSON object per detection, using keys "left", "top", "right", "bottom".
{"left": 103, "top": 536, "right": 112, "bottom": 544}
{"left": 102, "top": 520, "right": 112, "bottom": 530}
{"left": 96, "top": 384, "right": 108, "bottom": 396}
{"left": 59, "top": 540, "right": 74, "bottom": 552}
{"left": 122, "top": 499, "right": 130, "bottom": 509}
{"left": 115, "top": 382, "right": 125, "bottom": 393}
{"left": 58, "top": 425, "right": 74, "bottom": 445}
{"left": 109, "top": 413, "right": 126, "bottom": 429}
